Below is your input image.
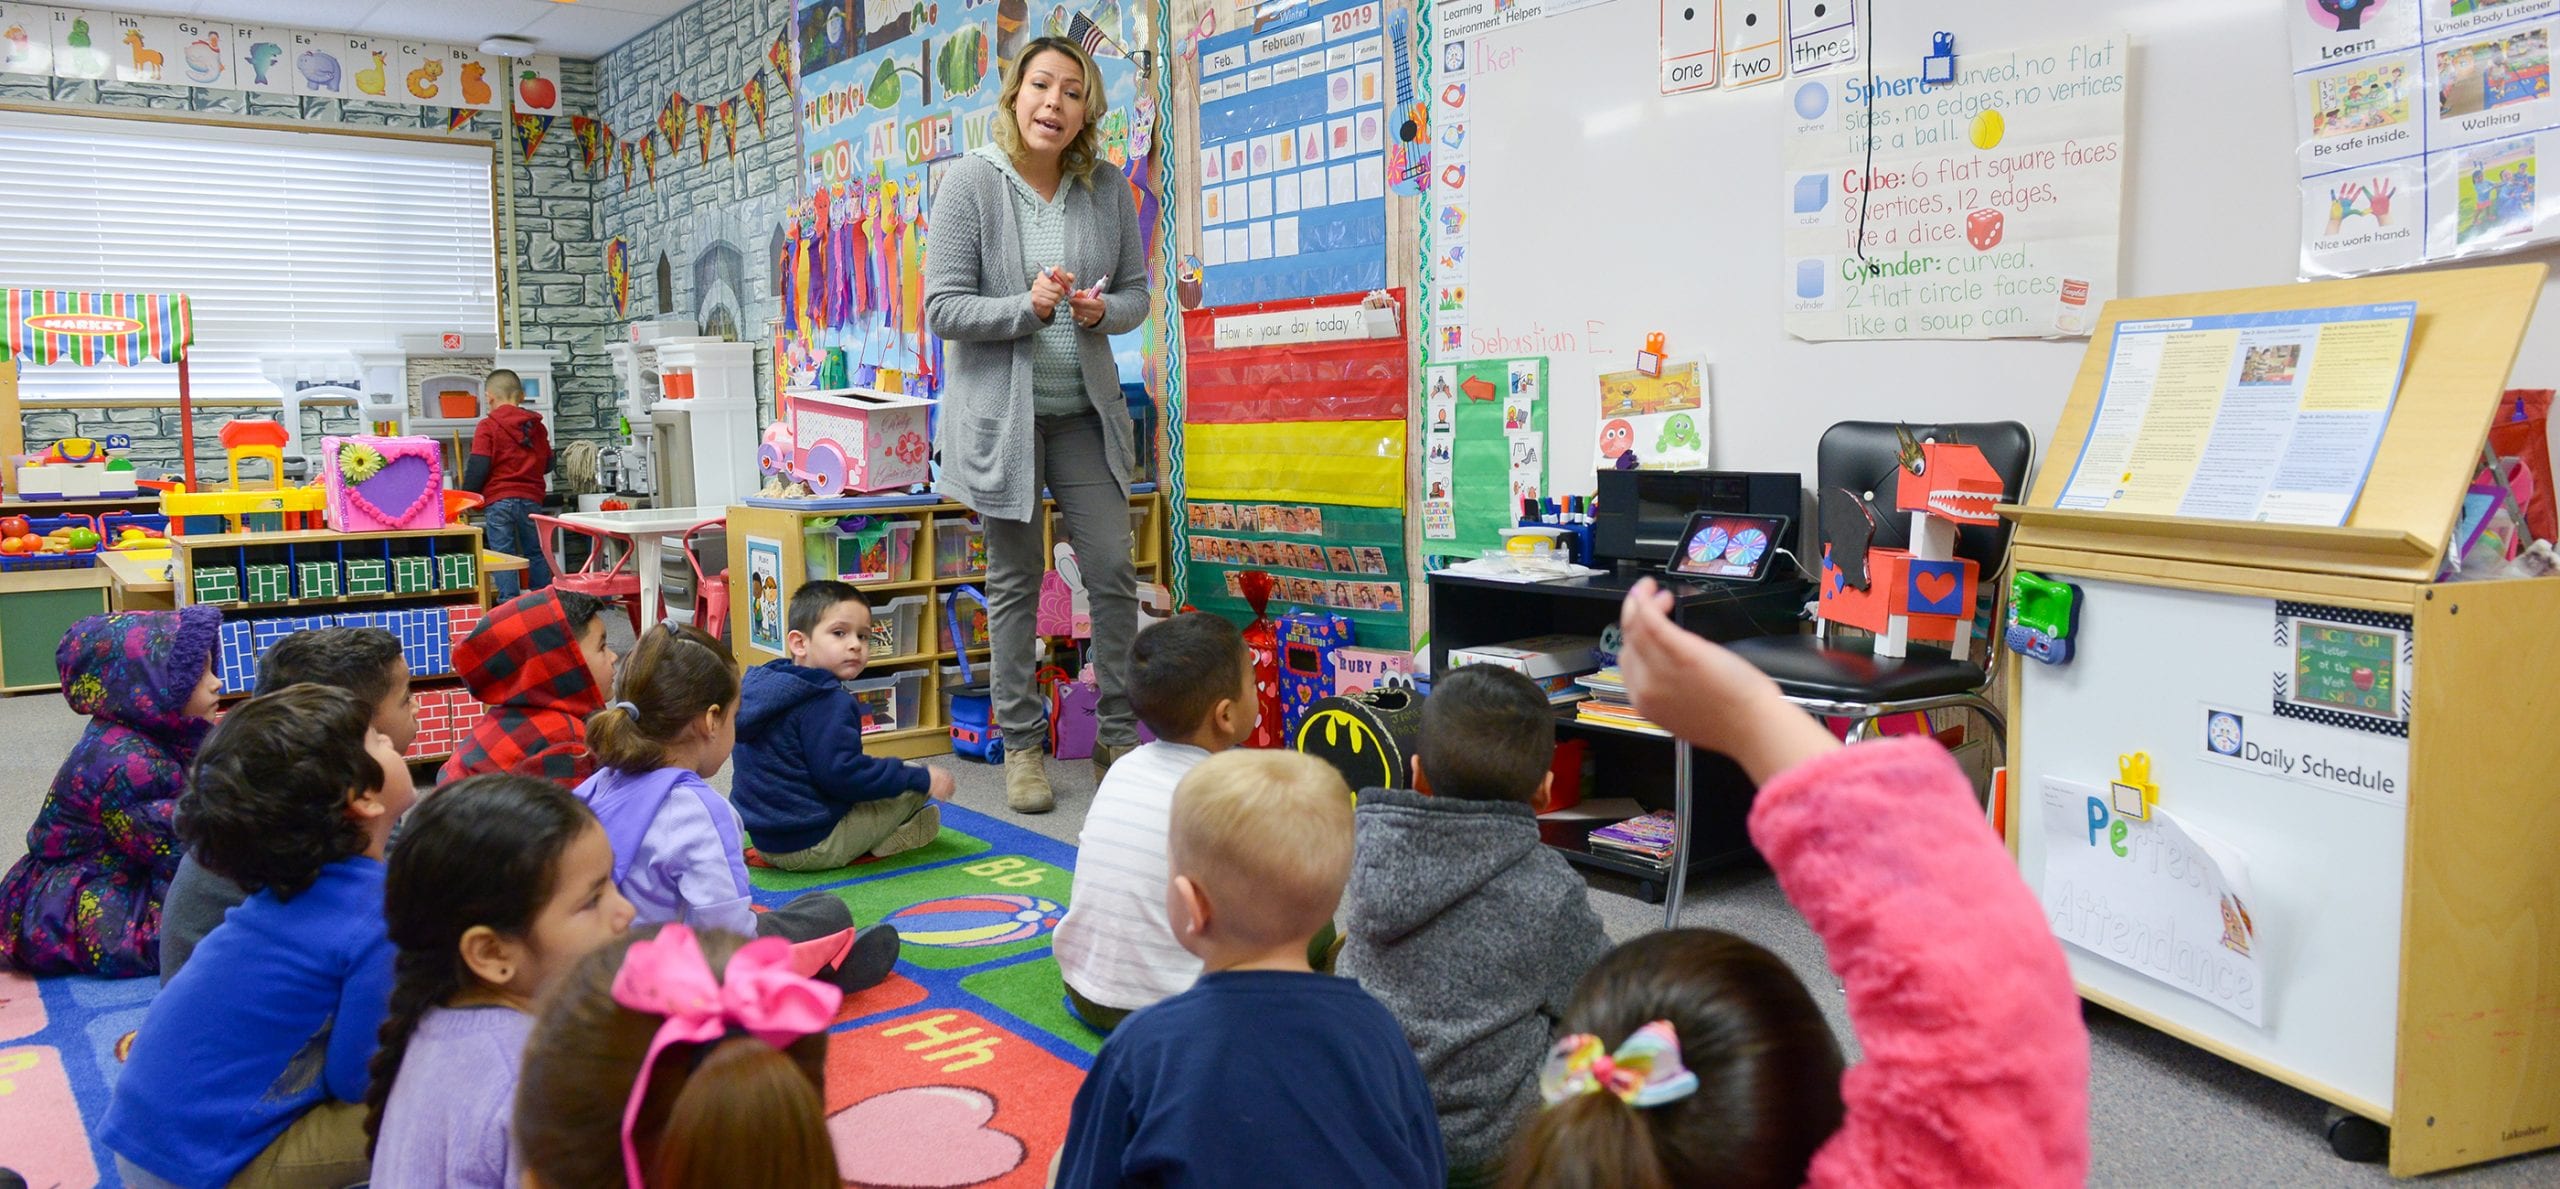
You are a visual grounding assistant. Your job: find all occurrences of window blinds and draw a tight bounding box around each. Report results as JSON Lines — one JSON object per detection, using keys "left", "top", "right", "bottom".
{"left": 0, "top": 107, "right": 498, "bottom": 401}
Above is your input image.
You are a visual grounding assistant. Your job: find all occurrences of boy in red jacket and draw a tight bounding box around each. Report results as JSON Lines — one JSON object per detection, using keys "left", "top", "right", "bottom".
{"left": 463, "top": 368, "right": 551, "bottom": 597}
{"left": 442, "top": 590, "right": 618, "bottom": 787}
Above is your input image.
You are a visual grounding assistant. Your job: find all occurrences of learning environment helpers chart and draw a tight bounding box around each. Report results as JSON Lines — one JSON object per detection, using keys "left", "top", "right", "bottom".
{"left": 2293, "top": 0, "right": 2560, "bottom": 276}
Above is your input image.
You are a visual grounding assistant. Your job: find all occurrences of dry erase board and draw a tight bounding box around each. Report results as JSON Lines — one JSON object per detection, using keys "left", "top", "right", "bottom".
{"left": 2014, "top": 575, "right": 2412, "bottom": 1113}
{"left": 1424, "top": 0, "right": 2560, "bottom": 493}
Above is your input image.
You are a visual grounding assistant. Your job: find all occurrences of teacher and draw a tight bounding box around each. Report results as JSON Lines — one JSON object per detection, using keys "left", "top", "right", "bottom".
{"left": 926, "top": 35, "right": 1149, "bottom": 815}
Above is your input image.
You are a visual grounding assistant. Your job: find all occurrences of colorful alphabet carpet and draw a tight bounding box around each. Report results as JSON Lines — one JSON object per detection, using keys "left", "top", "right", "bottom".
{"left": 0, "top": 802, "right": 1103, "bottom": 1188}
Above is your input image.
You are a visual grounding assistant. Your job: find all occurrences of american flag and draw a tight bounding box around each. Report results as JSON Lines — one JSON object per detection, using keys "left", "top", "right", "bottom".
{"left": 1070, "top": 12, "right": 1125, "bottom": 59}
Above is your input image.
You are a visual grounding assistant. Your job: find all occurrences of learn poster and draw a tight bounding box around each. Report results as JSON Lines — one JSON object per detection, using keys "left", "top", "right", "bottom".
{"left": 2054, "top": 302, "right": 2415, "bottom": 528}
{"left": 2293, "top": 0, "right": 2560, "bottom": 277}
{"left": 1781, "top": 32, "right": 2128, "bottom": 341}
{"left": 1421, "top": 355, "right": 1546, "bottom": 555}
{"left": 746, "top": 536, "right": 785, "bottom": 654}
{"left": 2039, "top": 777, "right": 2266, "bottom": 1027}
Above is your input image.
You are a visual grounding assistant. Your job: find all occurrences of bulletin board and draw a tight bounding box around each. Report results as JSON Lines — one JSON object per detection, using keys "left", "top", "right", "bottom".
{"left": 1408, "top": 0, "right": 2501, "bottom": 493}
{"left": 1419, "top": 354, "right": 1545, "bottom": 558}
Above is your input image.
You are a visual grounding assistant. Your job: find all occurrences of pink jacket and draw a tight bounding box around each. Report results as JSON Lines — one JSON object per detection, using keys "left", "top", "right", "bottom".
{"left": 1751, "top": 738, "right": 2090, "bottom": 1187}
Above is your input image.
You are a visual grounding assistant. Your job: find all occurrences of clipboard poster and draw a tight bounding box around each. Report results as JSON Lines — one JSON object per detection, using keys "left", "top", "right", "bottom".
{"left": 2055, "top": 301, "right": 2417, "bottom": 527}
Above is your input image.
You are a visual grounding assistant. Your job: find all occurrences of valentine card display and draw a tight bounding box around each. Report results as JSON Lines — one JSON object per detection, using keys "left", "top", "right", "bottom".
{"left": 319, "top": 435, "right": 446, "bottom": 532}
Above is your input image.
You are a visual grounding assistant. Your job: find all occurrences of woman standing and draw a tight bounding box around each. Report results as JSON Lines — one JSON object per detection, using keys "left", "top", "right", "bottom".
{"left": 927, "top": 36, "right": 1149, "bottom": 814}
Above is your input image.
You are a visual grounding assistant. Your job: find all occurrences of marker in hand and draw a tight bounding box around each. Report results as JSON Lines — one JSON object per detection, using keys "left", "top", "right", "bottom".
{"left": 1078, "top": 274, "right": 1110, "bottom": 299}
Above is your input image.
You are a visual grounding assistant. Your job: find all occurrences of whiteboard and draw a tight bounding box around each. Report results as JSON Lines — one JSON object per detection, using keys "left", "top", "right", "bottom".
{"left": 1442, "top": 0, "right": 2560, "bottom": 494}
{"left": 2014, "top": 576, "right": 2409, "bottom": 1112}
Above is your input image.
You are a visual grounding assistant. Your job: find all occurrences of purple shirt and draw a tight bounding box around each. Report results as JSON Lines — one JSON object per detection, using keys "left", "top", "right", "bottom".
{"left": 575, "top": 765, "right": 757, "bottom": 936}
{"left": 369, "top": 1005, "right": 533, "bottom": 1189}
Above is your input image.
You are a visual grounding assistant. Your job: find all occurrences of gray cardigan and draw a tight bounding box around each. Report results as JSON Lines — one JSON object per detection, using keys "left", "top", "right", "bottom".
{"left": 925, "top": 148, "right": 1151, "bottom": 522}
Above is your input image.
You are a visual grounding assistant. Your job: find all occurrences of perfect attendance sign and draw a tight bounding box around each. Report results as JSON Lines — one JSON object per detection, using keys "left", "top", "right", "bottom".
{"left": 1781, "top": 33, "right": 2128, "bottom": 341}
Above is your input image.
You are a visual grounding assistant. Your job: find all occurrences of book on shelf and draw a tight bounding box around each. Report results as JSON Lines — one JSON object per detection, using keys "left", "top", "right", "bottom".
{"left": 1586, "top": 810, "right": 1679, "bottom": 864}
{"left": 1575, "top": 703, "right": 1661, "bottom": 731}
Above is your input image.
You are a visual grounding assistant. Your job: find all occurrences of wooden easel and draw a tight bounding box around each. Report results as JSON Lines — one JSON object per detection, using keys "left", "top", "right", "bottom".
{"left": 2002, "top": 263, "right": 2560, "bottom": 1176}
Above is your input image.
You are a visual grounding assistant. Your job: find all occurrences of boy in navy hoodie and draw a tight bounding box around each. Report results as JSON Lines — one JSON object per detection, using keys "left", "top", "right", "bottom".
{"left": 735, "top": 581, "right": 953, "bottom": 868}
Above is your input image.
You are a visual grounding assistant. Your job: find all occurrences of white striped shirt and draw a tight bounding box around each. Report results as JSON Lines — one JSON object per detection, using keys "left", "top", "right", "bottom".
{"left": 1054, "top": 741, "right": 1209, "bottom": 1010}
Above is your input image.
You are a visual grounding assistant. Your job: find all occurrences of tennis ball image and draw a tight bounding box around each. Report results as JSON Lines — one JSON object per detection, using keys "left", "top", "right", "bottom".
{"left": 1970, "top": 108, "right": 2005, "bottom": 150}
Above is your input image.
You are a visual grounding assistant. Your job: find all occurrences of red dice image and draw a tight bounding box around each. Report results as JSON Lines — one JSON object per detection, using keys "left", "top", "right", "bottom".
{"left": 1966, "top": 208, "right": 2004, "bottom": 251}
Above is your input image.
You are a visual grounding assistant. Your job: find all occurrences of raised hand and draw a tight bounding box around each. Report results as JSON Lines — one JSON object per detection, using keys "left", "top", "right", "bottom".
{"left": 1617, "top": 578, "right": 1838, "bottom": 784}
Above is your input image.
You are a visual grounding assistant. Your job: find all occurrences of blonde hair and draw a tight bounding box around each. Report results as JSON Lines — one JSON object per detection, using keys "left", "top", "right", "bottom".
{"left": 1170, "top": 750, "right": 1354, "bottom": 947}
{"left": 992, "top": 36, "right": 1107, "bottom": 184}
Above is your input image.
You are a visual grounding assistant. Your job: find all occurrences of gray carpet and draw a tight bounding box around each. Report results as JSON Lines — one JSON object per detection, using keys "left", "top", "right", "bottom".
{"left": 0, "top": 688, "right": 2551, "bottom": 1185}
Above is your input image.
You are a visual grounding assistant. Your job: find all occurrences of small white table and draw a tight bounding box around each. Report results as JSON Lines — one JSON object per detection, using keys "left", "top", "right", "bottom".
{"left": 554, "top": 506, "right": 727, "bottom": 630}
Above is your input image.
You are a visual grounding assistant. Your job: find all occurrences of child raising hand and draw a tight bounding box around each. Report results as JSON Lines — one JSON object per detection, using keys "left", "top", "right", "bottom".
{"left": 1501, "top": 580, "right": 2089, "bottom": 1188}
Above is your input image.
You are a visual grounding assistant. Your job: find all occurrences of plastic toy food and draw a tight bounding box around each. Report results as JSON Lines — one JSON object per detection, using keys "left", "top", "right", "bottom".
{"left": 0, "top": 516, "right": 27, "bottom": 538}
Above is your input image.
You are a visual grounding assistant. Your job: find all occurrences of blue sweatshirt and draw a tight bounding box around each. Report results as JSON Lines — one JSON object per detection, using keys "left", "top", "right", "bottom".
{"left": 733, "top": 660, "right": 931, "bottom": 854}
{"left": 103, "top": 857, "right": 395, "bottom": 1187}
{"left": 1055, "top": 970, "right": 1447, "bottom": 1188}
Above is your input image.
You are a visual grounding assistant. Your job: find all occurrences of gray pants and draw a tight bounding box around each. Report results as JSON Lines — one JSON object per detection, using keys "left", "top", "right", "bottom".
{"left": 984, "top": 412, "right": 1137, "bottom": 752}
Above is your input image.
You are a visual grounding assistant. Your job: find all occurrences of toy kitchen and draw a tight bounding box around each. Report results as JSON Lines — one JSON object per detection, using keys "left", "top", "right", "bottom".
{"left": 603, "top": 319, "right": 759, "bottom": 510}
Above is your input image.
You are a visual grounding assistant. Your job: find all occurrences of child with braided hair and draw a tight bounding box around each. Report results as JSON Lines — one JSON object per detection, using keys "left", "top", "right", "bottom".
{"left": 366, "top": 774, "right": 634, "bottom": 1187}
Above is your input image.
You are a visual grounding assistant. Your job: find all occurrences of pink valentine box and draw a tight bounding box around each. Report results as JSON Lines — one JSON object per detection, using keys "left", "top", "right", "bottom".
{"left": 320, "top": 435, "right": 447, "bottom": 532}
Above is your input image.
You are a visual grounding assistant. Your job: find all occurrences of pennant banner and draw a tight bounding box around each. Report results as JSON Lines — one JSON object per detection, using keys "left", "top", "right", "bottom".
{"left": 694, "top": 103, "right": 713, "bottom": 165}
{"left": 513, "top": 113, "right": 554, "bottom": 160}
{"left": 660, "top": 90, "right": 688, "bottom": 153}
{"left": 719, "top": 99, "right": 739, "bottom": 159}
{"left": 4, "top": 289, "right": 194, "bottom": 366}
{"left": 605, "top": 239, "right": 631, "bottom": 317}
{"left": 745, "top": 71, "right": 769, "bottom": 134}
{"left": 641, "top": 136, "right": 658, "bottom": 187}
{"left": 619, "top": 143, "right": 636, "bottom": 191}
{"left": 571, "top": 115, "right": 601, "bottom": 171}
{"left": 447, "top": 107, "right": 477, "bottom": 134}
{"left": 769, "top": 32, "right": 791, "bottom": 90}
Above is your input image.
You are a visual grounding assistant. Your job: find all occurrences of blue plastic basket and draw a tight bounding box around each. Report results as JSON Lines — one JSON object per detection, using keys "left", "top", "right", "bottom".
{"left": 0, "top": 514, "right": 101, "bottom": 570}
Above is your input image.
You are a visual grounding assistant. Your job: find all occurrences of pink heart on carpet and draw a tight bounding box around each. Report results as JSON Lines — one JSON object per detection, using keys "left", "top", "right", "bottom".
{"left": 830, "top": 1085, "right": 1026, "bottom": 1187}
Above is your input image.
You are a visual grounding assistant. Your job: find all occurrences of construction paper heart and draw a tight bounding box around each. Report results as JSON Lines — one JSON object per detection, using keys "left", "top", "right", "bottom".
{"left": 345, "top": 454, "right": 437, "bottom": 525}
{"left": 1914, "top": 570, "right": 1957, "bottom": 606}
{"left": 830, "top": 1086, "right": 1025, "bottom": 1187}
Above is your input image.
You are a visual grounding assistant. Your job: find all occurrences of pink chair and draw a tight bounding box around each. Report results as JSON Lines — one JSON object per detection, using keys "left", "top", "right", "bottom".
{"left": 675, "top": 519, "right": 730, "bottom": 641}
{"left": 528, "top": 513, "right": 642, "bottom": 631}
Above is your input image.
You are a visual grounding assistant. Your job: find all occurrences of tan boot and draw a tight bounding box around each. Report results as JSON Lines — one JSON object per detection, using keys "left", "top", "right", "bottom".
{"left": 1092, "top": 741, "right": 1135, "bottom": 784}
{"left": 1005, "top": 749, "right": 1055, "bottom": 814}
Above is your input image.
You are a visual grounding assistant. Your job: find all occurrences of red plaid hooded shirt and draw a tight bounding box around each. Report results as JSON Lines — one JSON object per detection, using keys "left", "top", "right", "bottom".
{"left": 440, "top": 591, "right": 607, "bottom": 787}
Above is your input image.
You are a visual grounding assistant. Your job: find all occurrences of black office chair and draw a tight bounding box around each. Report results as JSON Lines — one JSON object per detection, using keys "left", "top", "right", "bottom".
{"left": 1726, "top": 420, "right": 2035, "bottom": 760}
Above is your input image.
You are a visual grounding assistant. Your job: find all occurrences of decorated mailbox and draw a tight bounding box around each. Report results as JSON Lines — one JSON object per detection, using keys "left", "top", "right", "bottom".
{"left": 759, "top": 387, "right": 933, "bottom": 495}
{"left": 1818, "top": 438, "right": 2003, "bottom": 660}
{"left": 319, "top": 435, "right": 447, "bottom": 532}
{"left": 1277, "top": 611, "right": 1358, "bottom": 739}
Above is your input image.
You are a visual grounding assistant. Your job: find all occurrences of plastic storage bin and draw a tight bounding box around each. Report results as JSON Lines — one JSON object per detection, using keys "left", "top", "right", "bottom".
{"left": 844, "top": 667, "right": 926, "bottom": 734}
{"left": 868, "top": 595, "right": 926, "bottom": 659}
{"left": 805, "top": 517, "right": 919, "bottom": 583}
{"left": 941, "top": 588, "right": 990, "bottom": 651}
{"left": 934, "top": 517, "right": 987, "bottom": 578}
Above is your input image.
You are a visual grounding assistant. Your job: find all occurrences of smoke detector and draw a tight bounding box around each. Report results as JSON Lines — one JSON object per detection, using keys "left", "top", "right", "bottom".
{"left": 479, "top": 37, "right": 537, "bottom": 58}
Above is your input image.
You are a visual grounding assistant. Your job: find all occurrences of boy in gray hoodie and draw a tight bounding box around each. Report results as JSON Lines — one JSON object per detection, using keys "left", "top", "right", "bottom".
{"left": 1336, "top": 663, "right": 1610, "bottom": 1183}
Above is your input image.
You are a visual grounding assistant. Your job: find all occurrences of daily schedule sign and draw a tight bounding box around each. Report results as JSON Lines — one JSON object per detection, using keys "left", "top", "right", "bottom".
{"left": 1782, "top": 33, "right": 2129, "bottom": 341}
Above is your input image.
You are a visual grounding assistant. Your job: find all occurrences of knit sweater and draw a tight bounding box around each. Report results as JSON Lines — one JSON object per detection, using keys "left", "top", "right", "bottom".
{"left": 1761, "top": 739, "right": 2090, "bottom": 1187}
{"left": 1336, "top": 787, "right": 1609, "bottom": 1168}
{"left": 924, "top": 148, "right": 1149, "bottom": 521}
{"left": 975, "top": 146, "right": 1089, "bottom": 416}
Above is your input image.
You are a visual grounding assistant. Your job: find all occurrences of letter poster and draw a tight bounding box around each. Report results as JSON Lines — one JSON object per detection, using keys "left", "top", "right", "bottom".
{"left": 2293, "top": 0, "right": 2560, "bottom": 276}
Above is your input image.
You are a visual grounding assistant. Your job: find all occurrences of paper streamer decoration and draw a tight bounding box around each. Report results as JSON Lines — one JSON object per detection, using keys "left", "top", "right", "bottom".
{"left": 745, "top": 70, "right": 769, "bottom": 133}
{"left": 605, "top": 239, "right": 630, "bottom": 317}
{"left": 659, "top": 90, "right": 687, "bottom": 153}
{"left": 512, "top": 113, "right": 552, "bottom": 160}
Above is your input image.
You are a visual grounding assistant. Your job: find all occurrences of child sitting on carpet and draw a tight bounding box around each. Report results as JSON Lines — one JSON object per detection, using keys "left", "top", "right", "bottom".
{"left": 102, "top": 685, "right": 415, "bottom": 1189}
{"left": 1051, "top": 611, "right": 1259, "bottom": 1033}
{"left": 0, "top": 605, "right": 222, "bottom": 978}
{"left": 1055, "top": 751, "right": 1446, "bottom": 1187}
{"left": 443, "top": 589, "right": 620, "bottom": 786}
{"left": 733, "top": 581, "right": 953, "bottom": 870}
{"left": 575, "top": 623, "right": 899, "bottom": 993}
{"left": 1338, "top": 663, "right": 1609, "bottom": 1183}
{"left": 367, "top": 774, "right": 634, "bottom": 1188}
{"left": 516, "top": 924, "right": 842, "bottom": 1189}
{"left": 161, "top": 624, "right": 420, "bottom": 984}
{"left": 1498, "top": 579, "right": 2089, "bottom": 1188}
